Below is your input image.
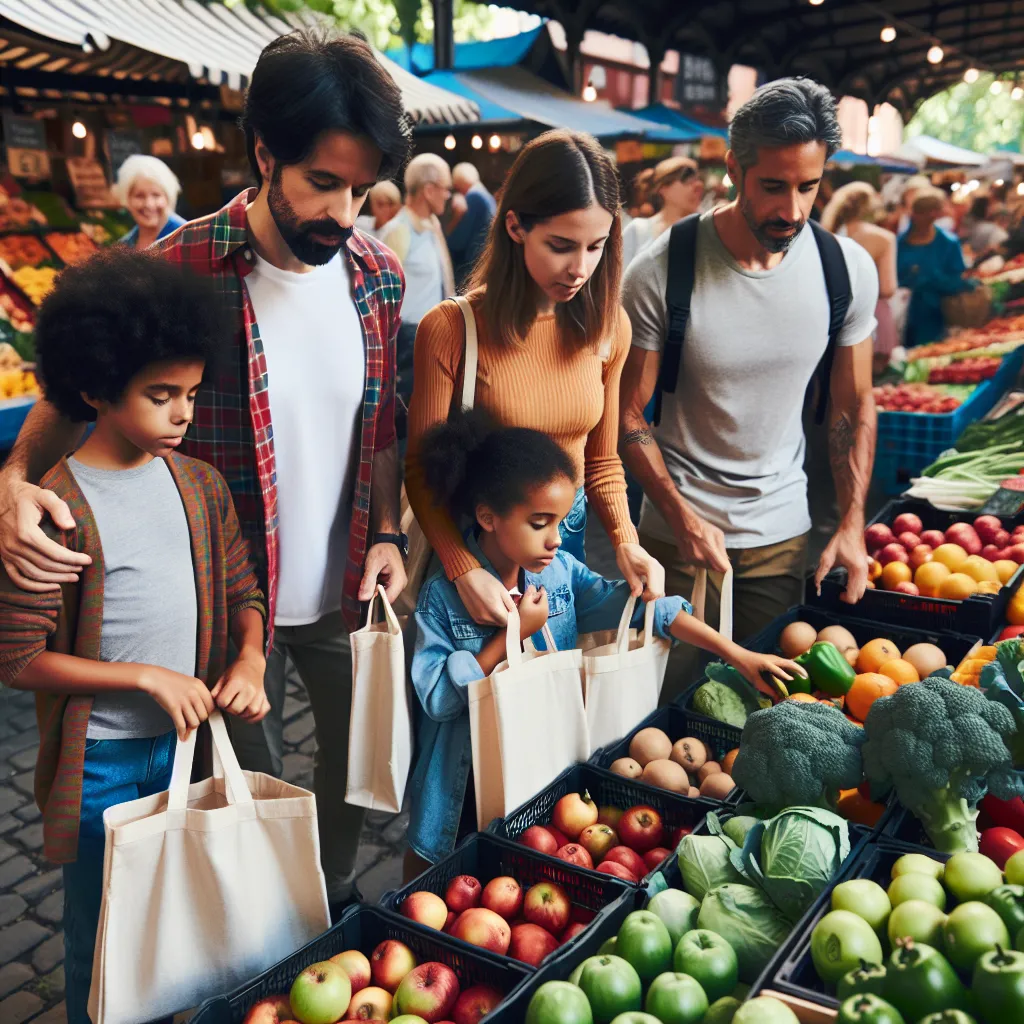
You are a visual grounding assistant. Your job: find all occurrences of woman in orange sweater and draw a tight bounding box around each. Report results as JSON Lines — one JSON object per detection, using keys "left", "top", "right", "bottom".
{"left": 406, "top": 130, "right": 665, "bottom": 625}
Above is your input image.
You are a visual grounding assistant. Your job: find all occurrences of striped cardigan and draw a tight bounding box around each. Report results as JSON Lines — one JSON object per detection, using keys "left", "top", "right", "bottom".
{"left": 0, "top": 453, "right": 265, "bottom": 863}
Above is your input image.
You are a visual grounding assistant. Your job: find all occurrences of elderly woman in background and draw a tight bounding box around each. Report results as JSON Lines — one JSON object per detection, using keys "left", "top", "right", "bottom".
{"left": 821, "top": 181, "right": 899, "bottom": 371}
{"left": 115, "top": 155, "right": 185, "bottom": 248}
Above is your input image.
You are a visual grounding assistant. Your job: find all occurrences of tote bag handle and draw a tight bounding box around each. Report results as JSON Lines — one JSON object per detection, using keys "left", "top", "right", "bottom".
{"left": 452, "top": 295, "right": 478, "bottom": 412}
{"left": 364, "top": 584, "right": 402, "bottom": 635}
{"left": 167, "top": 711, "right": 251, "bottom": 812}
{"left": 613, "top": 595, "right": 656, "bottom": 654}
{"left": 509, "top": 605, "right": 558, "bottom": 664}
{"left": 691, "top": 566, "right": 734, "bottom": 643}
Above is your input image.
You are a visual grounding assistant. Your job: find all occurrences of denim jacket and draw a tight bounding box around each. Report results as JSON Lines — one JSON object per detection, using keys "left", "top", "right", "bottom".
{"left": 407, "top": 530, "right": 687, "bottom": 863}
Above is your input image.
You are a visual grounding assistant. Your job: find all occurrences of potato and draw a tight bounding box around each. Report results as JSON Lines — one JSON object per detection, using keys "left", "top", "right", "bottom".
{"left": 642, "top": 758, "right": 689, "bottom": 793}
{"left": 670, "top": 737, "right": 708, "bottom": 772}
{"left": 697, "top": 761, "right": 722, "bottom": 783}
{"left": 629, "top": 727, "right": 672, "bottom": 767}
{"left": 687, "top": 786, "right": 701, "bottom": 798}
{"left": 610, "top": 757, "right": 642, "bottom": 779}
{"left": 699, "top": 773, "right": 736, "bottom": 800}
{"left": 817, "top": 625, "right": 858, "bottom": 652}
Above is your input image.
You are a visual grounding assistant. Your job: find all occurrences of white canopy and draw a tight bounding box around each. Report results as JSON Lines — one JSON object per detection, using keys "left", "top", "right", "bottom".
{"left": 892, "top": 134, "right": 987, "bottom": 168}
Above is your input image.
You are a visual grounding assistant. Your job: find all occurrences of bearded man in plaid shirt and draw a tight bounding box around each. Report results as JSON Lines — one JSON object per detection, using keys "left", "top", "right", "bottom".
{"left": 0, "top": 30, "right": 413, "bottom": 913}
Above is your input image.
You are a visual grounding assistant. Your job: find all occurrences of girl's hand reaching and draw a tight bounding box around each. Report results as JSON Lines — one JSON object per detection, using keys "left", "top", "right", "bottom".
{"left": 731, "top": 650, "right": 807, "bottom": 702}
{"left": 518, "top": 585, "right": 549, "bottom": 640}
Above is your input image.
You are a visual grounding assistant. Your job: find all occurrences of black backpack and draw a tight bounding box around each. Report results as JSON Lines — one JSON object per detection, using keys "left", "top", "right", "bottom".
{"left": 652, "top": 214, "right": 852, "bottom": 426}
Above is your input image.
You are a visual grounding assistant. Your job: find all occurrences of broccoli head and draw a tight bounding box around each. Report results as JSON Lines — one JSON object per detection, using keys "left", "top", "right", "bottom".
{"left": 731, "top": 699, "right": 866, "bottom": 815}
{"left": 862, "top": 676, "right": 1024, "bottom": 854}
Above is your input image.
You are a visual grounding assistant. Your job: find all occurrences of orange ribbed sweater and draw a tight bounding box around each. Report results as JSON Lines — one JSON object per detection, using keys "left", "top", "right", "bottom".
{"left": 405, "top": 297, "right": 639, "bottom": 581}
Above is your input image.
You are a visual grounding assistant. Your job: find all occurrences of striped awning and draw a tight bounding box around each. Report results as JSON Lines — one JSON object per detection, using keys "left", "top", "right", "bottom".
{"left": 0, "top": 0, "right": 479, "bottom": 125}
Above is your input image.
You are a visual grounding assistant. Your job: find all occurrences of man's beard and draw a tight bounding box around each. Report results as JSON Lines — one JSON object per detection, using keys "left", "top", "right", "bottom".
{"left": 739, "top": 191, "right": 805, "bottom": 254}
{"left": 267, "top": 168, "right": 352, "bottom": 266}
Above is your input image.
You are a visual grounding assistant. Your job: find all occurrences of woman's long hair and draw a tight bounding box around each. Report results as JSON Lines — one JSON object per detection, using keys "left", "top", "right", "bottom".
{"left": 820, "top": 181, "right": 881, "bottom": 233}
{"left": 469, "top": 129, "right": 622, "bottom": 350}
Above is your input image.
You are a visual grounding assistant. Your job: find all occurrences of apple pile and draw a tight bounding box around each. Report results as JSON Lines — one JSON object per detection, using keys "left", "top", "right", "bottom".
{"left": 242, "top": 939, "right": 505, "bottom": 1024}
{"left": 518, "top": 790, "right": 690, "bottom": 883}
{"left": 872, "top": 381, "right": 962, "bottom": 414}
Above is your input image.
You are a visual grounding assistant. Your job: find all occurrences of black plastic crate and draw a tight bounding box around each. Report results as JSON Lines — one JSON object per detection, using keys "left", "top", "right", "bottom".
{"left": 813, "top": 498, "right": 1024, "bottom": 635}
{"left": 589, "top": 703, "right": 741, "bottom": 805}
{"left": 488, "top": 763, "right": 716, "bottom": 889}
{"left": 879, "top": 803, "right": 955, "bottom": 853}
{"left": 380, "top": 832, "right": 634, "bottom": 970}
{"left": 188, "top": 903, "right": 530, "bottom": 1024}
{"left": 769, "top": 839, "right": 950, "bottom": 1012}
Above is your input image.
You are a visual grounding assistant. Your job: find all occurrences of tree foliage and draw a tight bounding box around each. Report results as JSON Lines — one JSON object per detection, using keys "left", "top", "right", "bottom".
{"left": 907, "top": 74, "right": 1024, "bottom": 155}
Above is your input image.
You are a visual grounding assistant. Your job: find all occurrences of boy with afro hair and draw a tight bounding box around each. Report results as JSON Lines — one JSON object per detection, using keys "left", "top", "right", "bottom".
{"left": 0, "top": 248, "right": 267, "bottom": 1022}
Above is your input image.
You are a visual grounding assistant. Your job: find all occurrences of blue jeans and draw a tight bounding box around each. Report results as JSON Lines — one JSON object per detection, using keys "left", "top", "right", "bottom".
{"left": 63, "top": 732, "right": 176, "bottom": 1024}
{"left": 559, "top": 487, "right": 587, "bottom": 563}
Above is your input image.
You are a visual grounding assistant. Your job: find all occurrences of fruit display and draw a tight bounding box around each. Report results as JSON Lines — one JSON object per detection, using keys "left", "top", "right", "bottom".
{"left": 11, "top": 265, "right": 59, "bottom": 305}
{"left": 0, "top": 184, "right": 46, "bottom": 232}
{"left": 0, "top": 288, "right": 33, "bottom": 336}
{"left": 928, "top": 357, "right": 1002, "bottom": 384}
{"left": 873, "top": 382, "right": 965, "bottom": 414}
{"left": 44, "top": 230, "right": 98, "bottom": 265}
{"left": 0, "top": 233, "right": 53, "bottom": 270}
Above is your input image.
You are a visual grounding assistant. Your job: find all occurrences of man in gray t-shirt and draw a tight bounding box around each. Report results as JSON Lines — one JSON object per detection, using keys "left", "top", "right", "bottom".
{"left": 620, "top": 78, "right": 878, "bottom": 699}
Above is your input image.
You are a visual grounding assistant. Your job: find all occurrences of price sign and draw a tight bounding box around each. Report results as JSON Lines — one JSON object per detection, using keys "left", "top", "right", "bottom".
{"left": 66, "top": 157, "right": 115, "bottom": 208}
{"left": 5, "top": 148, "right": 51, "bottom": 182}
{"left": 3, "top": 114, "right": 49, "bottom": 182}
{"left": 106, "top": 130, "right": 143, "bottom": 173}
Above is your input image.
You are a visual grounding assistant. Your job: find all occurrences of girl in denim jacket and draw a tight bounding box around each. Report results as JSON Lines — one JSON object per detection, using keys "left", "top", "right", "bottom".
{"left": 405, "top": 411, "right": 803, "bottom": 874}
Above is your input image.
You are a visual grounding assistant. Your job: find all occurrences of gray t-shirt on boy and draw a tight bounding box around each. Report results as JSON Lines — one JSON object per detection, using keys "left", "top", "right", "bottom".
{"left": 69, "top": 457, "right": 197, "bottom": 739}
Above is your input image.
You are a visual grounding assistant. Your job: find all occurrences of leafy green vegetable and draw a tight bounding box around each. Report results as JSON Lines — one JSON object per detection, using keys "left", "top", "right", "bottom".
{"left": 697, "top": 883, "right": 792, "bottom": 983}
{"left": 692, "top": 663, "right": 768, "bottom": 728}
{"left": 677, "top": 830, "right": 745, "bottom": 900}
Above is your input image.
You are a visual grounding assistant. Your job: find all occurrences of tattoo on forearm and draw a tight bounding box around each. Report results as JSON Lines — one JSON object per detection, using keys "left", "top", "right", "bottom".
{"left": 828, "top": 414, "right": 855, "bottom": 483}
{"left": 623, "top": 428, "right": 654, "bottom": 446}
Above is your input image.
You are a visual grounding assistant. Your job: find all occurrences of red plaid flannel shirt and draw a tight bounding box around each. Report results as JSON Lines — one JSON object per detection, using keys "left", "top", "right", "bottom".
{"left": 155, "top": 190, "right": 403, "bottom": 637}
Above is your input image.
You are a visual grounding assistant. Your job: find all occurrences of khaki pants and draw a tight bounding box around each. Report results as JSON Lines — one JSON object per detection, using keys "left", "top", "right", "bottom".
{"left": 227, "top": 611, "right": 364, "bottom": 902}
{"left": 639, "top": 531, "right": 809, "bottom": 705}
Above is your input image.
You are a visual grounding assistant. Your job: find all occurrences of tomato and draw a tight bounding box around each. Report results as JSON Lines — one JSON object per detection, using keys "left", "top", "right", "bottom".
{"left": 980, "top": 827, "right": 1024, "bottom": 868}
{"left": 525, "top": 980, "right": 593, "bottom": 1024}
{"left": 614, "top": 910, "right": 673, "bottom": 986}
{"left": 982, "top": 795, "right": 1024, "bottom": 834}
{"left": 999, "top": 625, "right": 1024, "bottom": 640}
{"left": 570, "top": 954, "right": 641, "bottom": 1023}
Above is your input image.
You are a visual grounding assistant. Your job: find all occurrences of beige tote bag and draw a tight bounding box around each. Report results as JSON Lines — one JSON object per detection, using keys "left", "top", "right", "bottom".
{"left": 468, "top": 606, "right": 587, "bottom": 829}
{"left": 346, "top": 585, "right": 411, "bottom": 813}
{"left": 88, "top": 712, "right": 330, "bottom": 1024}
{"left": 394, "top": 295, "right": 478, "bottom": 618}
{"left": 581, "top": 596, "right": 671, "bottom": 754}
{"left": 690, "top": 566, "right": 734, "bottom": 642}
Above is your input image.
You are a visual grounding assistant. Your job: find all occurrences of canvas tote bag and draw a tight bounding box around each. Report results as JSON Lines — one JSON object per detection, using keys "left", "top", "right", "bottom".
{"left": 468, "top": 606, "right": 587, "bottom": 829}
{"left": 393, "top": 295, "right": 479, "bottom": 618}
{"left": 346, "top": 585, "right": 411, "bottom": 813}
{"left": 580, "top": 596, "right": 671, "bottom": 754}
{"left": 88, "top": 712, "right": 330, "bottom": 1024}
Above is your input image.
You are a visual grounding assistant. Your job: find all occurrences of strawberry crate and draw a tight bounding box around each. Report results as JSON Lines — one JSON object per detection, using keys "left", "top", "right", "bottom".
{"left": 188, "top": 903, "right": 529, "bottom": 1024}
{"left": 379, "top": 832, "right": 635, "bottom": 971}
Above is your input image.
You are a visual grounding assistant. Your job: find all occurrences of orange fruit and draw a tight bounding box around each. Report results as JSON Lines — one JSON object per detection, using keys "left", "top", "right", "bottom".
{"left": 939, "top": 572, "right": 978, "bottom": 600}
{"left": 837, "top": 787, "right": 886, "bottom": 827}
{"left": 856, "top": 638, "right": 902, "bottom": 674}
{"left": 932, "top": 543, "right": 968, "bottom": 572}
{"left": 994, "top": 560, "right": 1019, "bottom": 584}
{"left": 846, "top": 672, "right": 898, "bottom": 720}
{"left": 914, "top": 560, "right": 951, "bottom": 597}
{"left": 867, "top": 558, "right": 882, "bottom": 581}
{"left": 961, "top": 555, "right": 999, "bottom": 584}
{"left": 879, "top": 659, "right": 920, "bottom": 685}
{"left": 1008, "top": 592, "right": 1024, "bottom": 626}
{"left": 976, "top": 580, "right": 1002, "bottom": 595}
{"left": 881, "top": 561, "right": 912, "bottom": 590}
{"left": 787, "top": 693, "right": 818, "bottom": 703}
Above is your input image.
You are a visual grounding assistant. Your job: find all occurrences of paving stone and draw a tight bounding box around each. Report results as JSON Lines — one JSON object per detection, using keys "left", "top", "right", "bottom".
{"left": 0, "top": 920, "right": 50, "bottom": 962}
{"left": 10, "top": 772, "right": 34, "bottom": 797}
{"left": 281, "top": 712, "right": 315, "bottom": 745}
{"left": 0, "top": 732, "right": 40, "bottom": 763}
{"left": 13, "top": 804, "right": 40, "bottom": 824}
{"left": 355, "top": 855, "right": 403, "bottom": 903}
{"left": 0, "top": 989, "right": 43, "bottom": 1024}
{"left": 0, "top": 961, "right": 33, "bottom": 998}
{"left": 12, "top": 824, "right": 43, "bottom": 853}
{"left": 0, "top": 816, "right": 20, "bottom": 836}
{"left": 32, "top": 931, "right": 64, "bottom": 974}
{"left": 10, "top": 712, "right": 36, "bottom": 733}
{"left": 0, "top": 894, "right": 27, "bottom": 927}
{"left": 35, "top": 965, "right": 64, "bottom": 1001}
{"left": 35, "top": 891, "right": 63, "bottom": 926}
{"left": 0, "top": 789, "right": 25, "bottom": 817}
{"left": 0, "top": 839, "right": 14, "bottom": 863}
{"left": 7, "top": 748, "right": 38, "bottom": 773}
{"left": 31, "top": 1003, "right": 68, "bottom": 1024}
{"left": 15, "top": 870, "right": 62, "bottom": 903}
{"left": 0, "top": 855, "right": 34, "bottom": 889}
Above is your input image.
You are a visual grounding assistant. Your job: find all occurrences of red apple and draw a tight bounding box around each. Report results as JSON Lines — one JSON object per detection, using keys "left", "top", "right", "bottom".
{"left": 909, "top": 544, "right": 933, "bottom": 570}
{"left": 864, "top": 523, "right": 894, "bottom": 549}
{"left": 392, "top": 962, "right": 460, "bottom": 1023}
{"left": 552, "top": 791, "right": 598, "bottom": 839}
{"left": 444, "top": 911, "right": 457, "bottom": 933}
{"left": 544, "top": 825, "right": 570, "bottom": 848}
{"left": 242, "top": 996, "right": 293, "bottom": 1024}
{"left": 893, "top": 512, "right": 923, "bottom": 536}
{"left": 400, "top": 891, "right": 448, "bottom": 931}
{"left": 670, "top": 826, "right": 692, "bottom": 848}
{"left": 982, "top": 544, "right": 1002, "bottom": 562}
{"left": 579, "top": 823, "right": 619, "bottom": 862}
{"left": 994, "top": 529, "right": 1011, "bottom": 548}
{"left": 974, "top": 515, "right": 1004, "bottom": 544}
{"left": 520, "top": 826, "right": 557, "bottom": 855}
{"left": 603, "top": 845, "right": 649, "bottom": 878}
{"left": 946, "top": 523, "right": 982, "bottom": 554}
{"left": 597, "top": 860, "right": 637, "bottom": 882}
{"left": 920, "top": 529, "right": 946, "bottom": 548}
{"left": 509, "top": 922, "right": 559, "bottom": 966}
{"left": 896, "top": 532, "right": 921, "bottom": 550}
{"left": 893, "top": 581, "right": 920, "bottom": 596}
{"left": 444, "top": 875, "right": 481, "bottom": 914}
{"left": 452, "top": 985, "right": 503, "bottom": 1024}
{"left": 597, "top": 804, "right": 623, "bottom": 829}
{"left": 371, "top": 940, "right": 418, "bottom": 993}
{"left": 1008, "top": 544, "right": 1024, "bottom": 564}
{"left": 643, "top": 847, "right": 672, "bottom": 871}
{"left": 878, "top": 543, "right": 909, "bottom": 565}
{"left": 618, "top": 805, "right": 665, "bottom": 853}
{"left": 555, "top": 843, "right": 594, "bottom": 869}
{"left": 450, "top": 907, "right": 512, "bottom": 955}
{"left": 480, "top": 876, "right": 522, "bottom": 921}
{"left": 561, "top": 921, "right": 587, "bottom": 944}
{"left": 329, "top": 949, "right": 370, "bottom": 994}
{"left": 523, "top": 881, "right": 571, "bottom": 934}
{"left": 346, "top": 986, "right": 392, "bottom": 1022}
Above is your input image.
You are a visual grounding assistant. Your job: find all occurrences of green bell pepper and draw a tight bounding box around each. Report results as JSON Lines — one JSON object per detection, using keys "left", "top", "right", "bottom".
{"left": 838, "top": 960, "right": 888, "bottom": 1001}
{"left": 795, "top": 641, "right": 856, "bottom": 696}
{"left": 985, "top": 885, "right": 1024, "bottom": 937}
{"left": 836, "top": 994, "right": 905, "bottom": 1024}
{"left": 916, "top": 1014, "right": 977, "bottom": 1024}
{"left": 972, "top": 944, "right": 1024, "bottom": 1022}
{"left": 883, "top": 940, "right": 971, "bottom": 1021}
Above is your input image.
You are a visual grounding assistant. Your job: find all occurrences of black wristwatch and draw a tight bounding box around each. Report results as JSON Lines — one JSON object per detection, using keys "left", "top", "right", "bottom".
{"left": 374, "top": 532, "right": 409, "bottom": 559}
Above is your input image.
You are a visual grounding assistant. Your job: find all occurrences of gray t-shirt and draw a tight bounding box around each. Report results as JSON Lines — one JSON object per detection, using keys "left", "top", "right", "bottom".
{"left": 624, "top": 211, "right": 878, "bottom": 549}
{"left": 69, "top": 457, "right": 198, "bottom": 739}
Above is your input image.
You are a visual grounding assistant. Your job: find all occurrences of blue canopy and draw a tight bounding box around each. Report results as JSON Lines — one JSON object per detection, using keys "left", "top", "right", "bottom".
{"left": 829, "top": 149, "right": 920, "bottom": 174}
{"left": 386, "top": 26, "right": 545, "bottom": 74}
{"left": 628, "top": 103, "right": 728, "bottom": 141}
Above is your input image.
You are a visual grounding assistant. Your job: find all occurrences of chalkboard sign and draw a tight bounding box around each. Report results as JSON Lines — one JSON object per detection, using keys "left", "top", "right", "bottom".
{"left": 2, "top": 113, "right": 46, "bottom": 151}
{"left": 106, "top": 130, "right": 142, "bottom": 174}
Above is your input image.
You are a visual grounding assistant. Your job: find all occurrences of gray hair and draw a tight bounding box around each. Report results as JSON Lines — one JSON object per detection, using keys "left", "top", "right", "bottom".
{"left": 729, "top": 77, "right": 841, "bottom": 171}
{"left": 114, "top": 155, "right": 181, "bottom": 209}
{"left": 404, "top": 153, "right": 451, "bottom": 196}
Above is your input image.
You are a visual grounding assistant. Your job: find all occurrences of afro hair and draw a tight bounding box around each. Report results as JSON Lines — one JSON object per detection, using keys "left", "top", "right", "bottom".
{"left": 34, "top": 247, "right": 231, "bottom": 422}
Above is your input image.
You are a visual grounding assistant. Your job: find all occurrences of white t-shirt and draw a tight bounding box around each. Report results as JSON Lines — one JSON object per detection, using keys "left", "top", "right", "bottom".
{"left": 378, "top": 207, "right": 445, "bottom": 323}
{"left": 622, "top": 217, "right": 659, "bottom": 268}
{"left": 623, "top": 211, "right": 879, "bottom": 549}
{"left": 245, "top": 251, "right": 366, "bottom": 625}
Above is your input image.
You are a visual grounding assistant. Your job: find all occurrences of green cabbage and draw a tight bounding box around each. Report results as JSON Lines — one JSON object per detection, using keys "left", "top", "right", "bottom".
{"left": 691, "top": 663, "right": 769, "bottom": 728}
{"left": 677, "top": 832, "right": 745, "bottom": 901}
{"left": 697, "top": 883, "right": 792, "bottom": 983}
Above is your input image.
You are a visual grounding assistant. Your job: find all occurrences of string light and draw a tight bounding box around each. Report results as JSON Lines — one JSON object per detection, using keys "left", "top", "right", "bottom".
{"left": 471, "top": 135, "right": 482, "bottom": 150}
{"left": 995, "top": 179, "right": 1005, "bottom": 187}
{"left": 927, "top": 45, "right": 944, "bottom": 64}
{"left": 951, "top": 182, "right": 961, "bottom": 192}
{"left": 582, "top": 84, "right": 597, "bottom": 102}
{"left": 880, "top": 26, "right": 896, "bottom": 43}
{"left": 991, "top": 80, "right": 1003, "bottom": 95}
{"left": 191, "top": 131, "right": 205, "bottom": 150}
{"left": 1018, "top": 183, "right": 1024, "bottom": 196}
{"left": 1013, "top": 86, "right": 1024, "bottom": 100}
{"left": 964, "top": 68, "right": 980, "bottom": 83}
{"left": 808, "top": 0, "right": 824, "bottom": 5}
{"left": 71, "top": 121, "right": 87, "bottom": 139}
{"left": 444, "top": 134, "right": 456, "bottom": 150}
{"left": 488, "top": 134, "right": 501, "bottom": 150}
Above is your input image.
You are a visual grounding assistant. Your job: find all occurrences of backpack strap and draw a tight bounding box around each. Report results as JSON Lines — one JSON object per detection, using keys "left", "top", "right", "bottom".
{"left": 808, "top": 220, "right": 852, "bottom": 425}
{"left": 653, "top": 214, "right": 701, "bottom": 426}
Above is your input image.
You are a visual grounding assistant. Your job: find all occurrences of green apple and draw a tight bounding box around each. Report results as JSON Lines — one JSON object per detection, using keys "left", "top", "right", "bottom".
{"left": 943, "top": 902, "right": 1011, "bottom": 972}
{"left": 608, "top": 1015, "right": 660, "bottom": 1024}
{"left": 891, "top": 853, "right": 945, "bottom": 882}
{"left": 1006, "top": 849, "right": 1024, "bottom": 886}
{"left": 888, "top": 873, "right": 946, "bottom": 910}
{"left": 944, "top": 852, "right": 1004, "bottom": 903}
{"left": 732, "top": 996, "right": 799, "bottom": 1024}
{"left": 811, "top": 911, "right": 884, "bottom": 984}
{"left": 573, "top": 955, "right": 642, "bottom": 1024}
{"left": 599, "top": 937, "right": 618, "bottom": 956}
{"left": 647, "top": 889, "right": 700, "bottom": 947}
{"left": 888, "top": 899, "right": 947, "bottom": 950}
{"left": 643, "top": 972, "right": 708, "bottom": 1024}
{"left": 526, "top": 981, "right": 593, "bottom": 1024}
{"left": 390, "top": 1018, "right": 429, "bottom": 1024}
{"left": 673, "top": 930, "right": 738, "bottom": 1004}
{"left": 289, "top": 961, "right": 351, "bottom": 1024}
{"left": 616, "top": 911, "right": 673, "bottom": 987}
{"left": 702, "top": 996, "right": 742, "bottom": 1024}
{"left": 832, "top": 879, "right": 892, "bottom": 933}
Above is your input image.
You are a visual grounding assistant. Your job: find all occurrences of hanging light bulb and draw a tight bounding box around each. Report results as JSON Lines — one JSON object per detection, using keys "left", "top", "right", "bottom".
{"left": 582, "top": 83, "right": 597, "bottom": 102}
{"left": 927, "top": 45, "right": 944, "bottom": 64}
{"left": 808, "top": 0, "right": 824, "bottom": 5}
{"left": 880, "top": 25, "right": 896, "bottom": 43}
{"left": 488, "top": 135, "right": 501, "bottom": 150}
{"left": 1018, "top": 182, "right": 1024, "bottom": 196}
{"left": 995, "top": 179, "right": 1005, "bottom": 187}
{"left": 471, "top": 135, "right": 482, "bottom": 150}
{"left": 71, "top": 120, "right": 87, "bottom": 139}
{"left": 991, "top": 80, "right": 1003, "bottom": 95}
{"left": 964, "top": 68, "right": 980, "bottom": 83}
{"left": 191, "top": 131, "right": 205, "bottom": 150}
{"left": 1012, "top": 86, "right": 1024, "bottom": 100}
{"left": 950, "top": 182, "right": 961, "bottom": 192}
{"left": 444, "top": 134, "right": 456, "bottom": 150}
